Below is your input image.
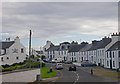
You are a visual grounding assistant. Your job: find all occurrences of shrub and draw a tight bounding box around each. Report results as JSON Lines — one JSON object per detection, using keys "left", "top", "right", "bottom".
{"left": 11, "top": 63, "right": 19, "bottom": 66}
{"left": 2, "top": 64, "right": 10, "bottom": 68}
{"left": 2, "top": 67, "right": 13, "bottom": 72}
{"left": 16, "top": 65, "right": 22, "bottom": 69}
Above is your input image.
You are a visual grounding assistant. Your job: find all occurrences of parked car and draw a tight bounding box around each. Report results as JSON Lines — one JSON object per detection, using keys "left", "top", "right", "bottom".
{"left": 69, "top": 64, "right": 76, "bottom": 71}
{"left": 81, "top": 61, "right": 97, "bottom": 67}
{"left": 55, "top": 63, "right": 63, "bottom": 70}
{"left": 64, "top": 61, "right": 72, "bottom": 64}
{"left": 43, "top": 59, "right": 49, "bottom": 63}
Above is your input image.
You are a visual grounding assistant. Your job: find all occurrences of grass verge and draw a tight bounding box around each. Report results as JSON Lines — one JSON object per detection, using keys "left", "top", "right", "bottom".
{"left": 89, "top": 67, "right": 120, "bottom": 79}
{"left": 41, "top": 67, "right": 57, "bottom": 78}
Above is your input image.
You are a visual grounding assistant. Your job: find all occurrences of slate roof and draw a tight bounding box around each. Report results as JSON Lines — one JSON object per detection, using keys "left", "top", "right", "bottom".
{"left": 88, "top": 38, "right": 111, "bottom": 51}
{"left": 98, "top": 38, "right": 111, "bottom": 49}
{"left": 79, "top": 44, "right": 92, "bottom": 52}
{"left": 108, "top": 41, "right": 120, "bottom": 51}
{"left": 36, "top": 51, "right": 43, "bottom": 54}
{"left": 68, "top": 44, "right": 86, "bottom": 52}
{"left": 59, "top": 44, "right": 72, "bottom": 51}
{"left": 46, "top": 45, "right": 60, "bottom": 51}
{"left": 0, "top": 41, "right": 15, "bottom": 49}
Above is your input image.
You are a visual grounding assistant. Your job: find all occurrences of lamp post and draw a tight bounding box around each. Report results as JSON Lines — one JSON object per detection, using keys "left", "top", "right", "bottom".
{"left": 29, "top": 30, "right": 32, "bottom": 68}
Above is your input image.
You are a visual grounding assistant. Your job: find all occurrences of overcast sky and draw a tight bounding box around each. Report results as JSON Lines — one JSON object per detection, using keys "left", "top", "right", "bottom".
{"left": 1, "top": 2, "right": 118, "bottom": 50}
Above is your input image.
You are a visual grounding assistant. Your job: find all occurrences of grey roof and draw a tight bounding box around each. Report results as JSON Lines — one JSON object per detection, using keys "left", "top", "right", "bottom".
{"left": 36, "top": 51, "right": 43, "bottom": 54}
{"left": 46, "top": 45, "right": 59, "bottom": 51}
{"left": 68, "top": 44, "right": 86, "bottom": 52}
{"left": 98, "top": 38, "right": 111, "bottom": 49}
{"left": 88, "top": 41, "right": 101, "bottom": 50}
{"left": 59, "top": 44, "right": 72, "bottom": 51}
{"left": 108, "top": 41, "right": 120, "bottom": 51}
{"left": 79, "top": 44, "right": 92, "bottom": 52}
{"left": 89, "top": 38, "right": 111, "bottom": 51}
{"left": 0, "top": 41, "right": 15, "bottom": 49}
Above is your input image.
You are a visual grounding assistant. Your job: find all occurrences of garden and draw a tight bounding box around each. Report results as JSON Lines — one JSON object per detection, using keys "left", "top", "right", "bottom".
{"left": 1, "top": 60, "right": 45, "bottom": 72}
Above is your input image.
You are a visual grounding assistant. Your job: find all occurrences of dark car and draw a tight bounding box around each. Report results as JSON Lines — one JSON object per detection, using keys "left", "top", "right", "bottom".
{"left": 81, "top": 61, "right": 97, "bottom": 67}
{"left": 69, "top": 64, "right": 76, "bottom": 71}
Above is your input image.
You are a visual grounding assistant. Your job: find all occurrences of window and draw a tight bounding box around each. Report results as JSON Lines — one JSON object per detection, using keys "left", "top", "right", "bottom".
{"left": 72, "top": 52, "right": 73, "bottom": 56}
{"left": 12, "top": 48, "right": 18, "bottom": 53}
{"left": 68, "top": 46, "right": 70, "bottom": 49}
{"left": 107, "top": 52, "right": 109, "bottom": 58}
{"left": 64, "top": 51, "right": 66, "bottom": 55}
{"left": 61, "top": 51, "right": 63, "bottom": 55}
{"left": 16, "top": 57, "right": 19, "bottom": 60}
{"left": 50, "top": 51, "right": 52, "bottom": 54}
{"left": 107, "top": 61, "right": 109, "bottom": 66}
{"left": 98, "top": 50, "right": 99, "bottom": 56}
{"left": 113, "top": 61, "right": 115, "bottom": 67}
{"left": 53, "top": 55, "right": 55, "bottom": 58}
{"left": 53, "top": 51, "right": 54, "bottom": 54}
{"left": 113, "top": 52, "right": 114, "bottom": 58}
{"left": 21, "top": 48, "right": 24, "bottom": 53}
{"left": 110, "top": 51, "right": 111, "bottom": 58}
{"left": 74, "top": 52, "right": 75, "bottom": 56}
{"left": 26, "top": 57, "right": 28, "bottom": 60}
{"left": 61, "top": 46, "right": 64, "bottom": 49}
{"left": 1, "top": 57, "right": 3, "bottom": 61}
{"left": 7, "top": 57, "right": 9, "bottom": 60}
{"left": 59, "top": 51, "right": 60, "bottom": 55}
{"left": 119, "top": 51, "right": 120, "bottom": 57}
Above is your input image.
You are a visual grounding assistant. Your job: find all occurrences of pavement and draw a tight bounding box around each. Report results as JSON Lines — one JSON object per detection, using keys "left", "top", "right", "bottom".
{"left": 1, "top": 69, "right": 40, "bottom": 83}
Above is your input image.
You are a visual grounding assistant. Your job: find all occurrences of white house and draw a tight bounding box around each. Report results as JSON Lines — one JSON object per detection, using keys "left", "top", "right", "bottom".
{"left": 32, "top": 49, "right": 44, "bottom": 56}
{"left": 68, "top": 42, "right": 88, "bottom": 62}
{"left": 96, "top": 37, "right": 111, "bottom": 67}
{"left": 78, "top": 43, "right": 92, "bottom": 62}
{"left": 58, "top": 42, "right": 71, "bottom": 61}
{"left": 0, "top": 37, "right": 26, "bottom": 65}
{"left": 105, "top": 41, "right": 120, "bottom": 69}
{"left": 43, "top": 40, "right": 54, "bottom": 54}
{"left": 46, "top": 45, "right": 59, "bottom": 61}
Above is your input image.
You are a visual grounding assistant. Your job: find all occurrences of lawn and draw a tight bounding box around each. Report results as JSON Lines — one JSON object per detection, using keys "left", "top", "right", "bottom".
{"left": 89, "top": 67, "right": 120, "bottom": 79}
{"left": 41, "top": 67, "right": 57, "bottom": 78}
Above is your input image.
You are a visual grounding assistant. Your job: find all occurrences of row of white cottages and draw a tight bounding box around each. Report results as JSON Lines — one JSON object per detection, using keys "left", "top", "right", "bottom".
{"left": 0, "top": 37, "right": 27, "bottom": 65}
{"left": 45, "top": 33, "right": 120, "bottom": 69}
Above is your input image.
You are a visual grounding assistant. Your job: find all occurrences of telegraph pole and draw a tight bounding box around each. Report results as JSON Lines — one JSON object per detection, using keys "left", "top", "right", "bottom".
{"left": 29, "top": 30, "right": 32, "bottom": 68}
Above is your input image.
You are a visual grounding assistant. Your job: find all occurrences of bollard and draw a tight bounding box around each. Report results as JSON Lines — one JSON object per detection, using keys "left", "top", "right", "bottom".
{"left": 36, "top": 74, "right": 41, "bottom": 81}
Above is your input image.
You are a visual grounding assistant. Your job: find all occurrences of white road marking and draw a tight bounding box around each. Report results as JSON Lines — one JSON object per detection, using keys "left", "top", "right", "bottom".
{"left": 73, "top": 71, "right": 79, "bottom": 84}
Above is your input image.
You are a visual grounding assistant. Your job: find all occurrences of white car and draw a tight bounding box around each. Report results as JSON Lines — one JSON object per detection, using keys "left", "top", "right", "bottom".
{"left": 55, "top": 63, "right": 63, "bottom": 70}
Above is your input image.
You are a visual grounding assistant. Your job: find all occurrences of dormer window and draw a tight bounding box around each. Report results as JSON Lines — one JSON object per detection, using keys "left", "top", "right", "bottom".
{"left": 16, "top": 57, "right": 19, "bottom": 60}
{"left": 7, "top": 57, "right": 9, "bottom": 60}
{"left": 1, "top": 57, "right": 3, "bottom": 61}
{"left": 61, "top": 46, "right": 64, "bottom": 49}
{"left": 12, "top": 48, "right": 18, "bottom": 53}
{"left": 21, "top": 48, "right": 24, "bottom": 53}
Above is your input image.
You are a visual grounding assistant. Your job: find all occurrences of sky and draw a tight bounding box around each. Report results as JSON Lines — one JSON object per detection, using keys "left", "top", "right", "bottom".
{"left": 1, "top": 2, "right": 118, "bottom": 51}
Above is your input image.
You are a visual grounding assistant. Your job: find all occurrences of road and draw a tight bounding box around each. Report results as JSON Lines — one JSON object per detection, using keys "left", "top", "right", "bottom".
{"left": 55, "top": 64, "right": 104, "bottom": 83}
{"left": 46, "top": 63, "right": 118, "bottom": 83}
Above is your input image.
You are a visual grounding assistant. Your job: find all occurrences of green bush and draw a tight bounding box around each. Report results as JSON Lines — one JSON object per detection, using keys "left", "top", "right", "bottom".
{"left": 2, "top": 67, "right": 13, "bottom": 72}
{"left": 11, "top": 63, "right": 19, "bottom": 66}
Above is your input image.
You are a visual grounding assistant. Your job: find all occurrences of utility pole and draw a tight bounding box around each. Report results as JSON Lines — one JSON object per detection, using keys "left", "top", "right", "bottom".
{"left": 29, "top": 30, "right": 32, "bottom": 68}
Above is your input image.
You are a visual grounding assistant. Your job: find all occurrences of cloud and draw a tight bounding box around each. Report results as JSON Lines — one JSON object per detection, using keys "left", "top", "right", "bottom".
{"left": 1, "top": 2, "right": 118, "bottom": 46}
